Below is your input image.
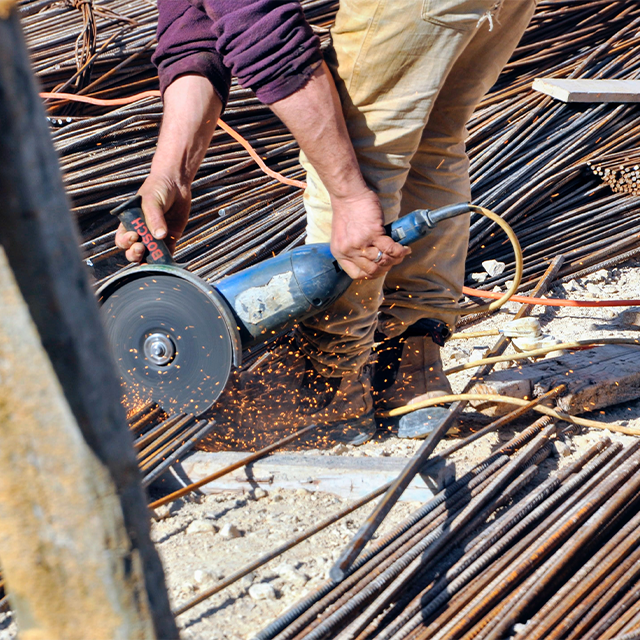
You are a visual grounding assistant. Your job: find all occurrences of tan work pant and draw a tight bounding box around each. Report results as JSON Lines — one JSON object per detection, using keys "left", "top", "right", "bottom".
{"left": 299, "top": 0, "right": 537, "bottom": 376}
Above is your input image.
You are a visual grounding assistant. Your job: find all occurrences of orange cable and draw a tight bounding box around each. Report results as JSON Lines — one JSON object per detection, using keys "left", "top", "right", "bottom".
{"left": 215, "top": 119, "right": 306, "bottom": 189}
{"left": 463, "top": 286, "right": 640, "bottom": 308}
{"left": 40, "top": 90, "right": 161, "bottom": 106}
{"left": 39, "top": 90, "right": 307, "bottom": 190}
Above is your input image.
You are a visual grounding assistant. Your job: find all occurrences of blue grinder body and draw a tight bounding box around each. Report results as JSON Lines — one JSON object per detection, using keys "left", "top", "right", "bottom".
{"left": 215, "top": 201, "right": 471, "bottom": 346}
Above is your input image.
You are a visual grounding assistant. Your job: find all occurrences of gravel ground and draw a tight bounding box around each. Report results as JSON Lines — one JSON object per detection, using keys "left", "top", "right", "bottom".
{"left": 1, "top": 262, "right": 640, "bottom": 640}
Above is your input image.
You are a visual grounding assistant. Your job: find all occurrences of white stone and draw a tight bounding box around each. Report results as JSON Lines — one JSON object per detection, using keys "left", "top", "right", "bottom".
{"left": 482, "top": 259, "right": 506, "bottom": 277}
{"left": 502, "top": 317, "right": 541, "bottom": 338}
{"left": 220, "top": 523, "right": 242, "bottom": 539}
{"left": 512, "top": 335, "right": 562, "bottom": 353}
{"left": 186, "top": 519, "right": 218, "bottom": 535}
{"left": 469, "top": 346, "right": 488, "bottom": 363}
{"left": 193, "top": 569, "right": 211, "bottom": 584}
{"left": 449, "top": 347, "right": 469, "bottom": 362}
{"left": 585, "top": 269, "right": 609, "bottom": 284}
{"left": 553, "top": 441, "right": 572, "bottom": 458}
{"left": 471, "top": 272, "right": 488, "bottom": 283}
{"left": 276, "top": 562, "right": 296, "bottom": 575}
{"left": 276, "top": 563, "right": 309, "bottom": 586}
{"left": 154, "top": 505, "right": 171, "bottom": 520}
{"left": 585, "top": 283, "right": 601, "bottom": 295}
{"left": 252, "top": 487, "right": 268, "bottom": 500}
{"left": 241, "top": 572, "right": 256, "bottom": 588}
{"left": 617, "top": 307, "right": 640, "bottom": 328}
{"left": 249, "top": 583, "right": 277, "bottom": 601}
{"left": 332, "top": 443, "right": 348, "bottom": 455}
{"left": 565, "top": 279, "right": 583, "bottom": 292}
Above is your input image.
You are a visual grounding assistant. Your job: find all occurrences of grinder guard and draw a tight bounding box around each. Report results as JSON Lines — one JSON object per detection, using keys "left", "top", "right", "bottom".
{"left": 98, "top": 265, "right": 241, "bottom": 414}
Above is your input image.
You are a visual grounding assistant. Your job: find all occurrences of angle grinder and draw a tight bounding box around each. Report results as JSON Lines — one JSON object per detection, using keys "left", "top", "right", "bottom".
{"left": 99, "top": 196, "right": 473, "bottom": 414}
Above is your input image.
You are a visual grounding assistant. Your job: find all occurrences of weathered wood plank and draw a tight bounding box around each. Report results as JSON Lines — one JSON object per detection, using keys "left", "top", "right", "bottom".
{"left": 174, "top": 452, "right": 454, "bottom": 502}
{"left": 470, "top": 344, "right": 640, "bottom": 416}
{"left": 533, "top": 78, "right": 640, "bottom": 103}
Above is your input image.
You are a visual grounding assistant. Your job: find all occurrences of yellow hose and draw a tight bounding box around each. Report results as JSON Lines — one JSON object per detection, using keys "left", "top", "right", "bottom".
{"left": 419, "top": 205, "right": 524, "bottom": 317}
{"left": 444, "top": 337, "right": 640, "bottom": 375}
{"left": 379, "top": 392, "right": 640, "bottom": 436}
{"left": 450, "top": 329, "right": 501, "bottom": 339}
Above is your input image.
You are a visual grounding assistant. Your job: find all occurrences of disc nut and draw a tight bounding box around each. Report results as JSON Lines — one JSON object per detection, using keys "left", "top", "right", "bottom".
{"left": 144, "top": 333, "right": 175, "bottom": 366}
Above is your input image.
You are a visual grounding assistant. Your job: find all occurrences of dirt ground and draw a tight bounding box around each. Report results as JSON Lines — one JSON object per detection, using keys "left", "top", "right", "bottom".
{"left": 1, "top": 261, "right": 640, "bottom": 640}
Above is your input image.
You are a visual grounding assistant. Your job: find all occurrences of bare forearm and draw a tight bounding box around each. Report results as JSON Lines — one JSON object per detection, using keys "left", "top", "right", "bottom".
{"left": 151, "top": 74, "right": 223, "bottom": 185}
{"left": 269, "top": 62, "right": 369, "bottom": 201}
{"left": 269, "top": 62, "right": 408, "bottom": 278}
{"left": 116, "top": 74, "right": 221, "bottom": 258}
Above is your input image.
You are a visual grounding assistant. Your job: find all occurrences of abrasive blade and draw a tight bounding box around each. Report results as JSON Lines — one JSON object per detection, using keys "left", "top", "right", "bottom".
{"left": 101, "top": 272, "right": 234, "bottom": 414}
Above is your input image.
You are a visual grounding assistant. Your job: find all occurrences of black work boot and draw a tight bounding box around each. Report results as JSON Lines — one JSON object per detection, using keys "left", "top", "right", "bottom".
{"left": 373, "top": 319, "right": 452, "bottom": 411}
{"left": 310, "top": 365, "right": 376, "bottom": 446}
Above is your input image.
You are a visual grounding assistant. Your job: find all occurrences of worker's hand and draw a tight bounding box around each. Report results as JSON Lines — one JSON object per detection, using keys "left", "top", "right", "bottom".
{"left": 115, "top": 174, "right": 191, "bottom": 262}
{"left": 330, "top": 189, "right": 410, "bottom": 279}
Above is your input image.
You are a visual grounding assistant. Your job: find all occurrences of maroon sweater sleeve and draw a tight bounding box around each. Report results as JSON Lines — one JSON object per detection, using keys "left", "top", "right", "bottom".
{"left": 154, "top": 0, "right": 322, "bottom": 106}
{"left": 153, "top": 0, "right": 231, "bottom": 106}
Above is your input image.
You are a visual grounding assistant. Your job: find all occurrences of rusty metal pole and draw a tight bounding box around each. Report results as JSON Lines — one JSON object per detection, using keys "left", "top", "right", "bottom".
{"left": 0, "top": 2, "right": 178, "bottom": 638}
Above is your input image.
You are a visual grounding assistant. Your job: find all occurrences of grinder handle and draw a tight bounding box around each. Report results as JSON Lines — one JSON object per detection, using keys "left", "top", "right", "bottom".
{"left": 111, "top": 194, "right": 176, "bottom": 265}
{"left": 384, "top": 202, "right": 472, "bottom": 246}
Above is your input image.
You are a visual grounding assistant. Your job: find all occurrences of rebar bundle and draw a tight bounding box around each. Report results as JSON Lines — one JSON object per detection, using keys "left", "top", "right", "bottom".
{"left": 127, "top": 402, "right": 216, "bottom": 487}
{"left": 20, "top": 0, "right": 157, "bottom": 108}
{"left": 15, "top": 0, "right": 640, "bottom": 295}
{"left": 464, "top": 0, "right": 640, "bottom": 289}
{"left": 256, "top": 423, "right": 640, "bottom": 640}
{"left": 589, "top": 148, "right": 640, "bottom": 197}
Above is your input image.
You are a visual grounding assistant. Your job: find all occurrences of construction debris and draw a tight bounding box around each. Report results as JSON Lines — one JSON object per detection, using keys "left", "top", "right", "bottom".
{"left": 174, "top": 451, "right": 452, "bottom": 502}
{"left": 533, "top": 77, "right": 640, "bottom": 103}
{"left": 470, "top": 344, "right": 640, "bottom": 416}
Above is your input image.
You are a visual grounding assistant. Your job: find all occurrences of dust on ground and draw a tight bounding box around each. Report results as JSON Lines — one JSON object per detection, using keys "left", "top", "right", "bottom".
{"left": 1, "top": 261, "right": 639, "bottom": 640}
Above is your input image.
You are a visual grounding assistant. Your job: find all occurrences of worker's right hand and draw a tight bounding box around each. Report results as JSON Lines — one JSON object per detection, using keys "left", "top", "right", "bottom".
{"left": 115, "top": 174, "right": 191, "bottom": 263}
{"left": 330, "top": 189, "right": 410, "bottom": 279}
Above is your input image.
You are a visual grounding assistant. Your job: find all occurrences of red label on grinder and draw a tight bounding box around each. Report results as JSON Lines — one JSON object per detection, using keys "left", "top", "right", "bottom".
{"left": 132, "top": 216, "right": 164, "bottom": 261}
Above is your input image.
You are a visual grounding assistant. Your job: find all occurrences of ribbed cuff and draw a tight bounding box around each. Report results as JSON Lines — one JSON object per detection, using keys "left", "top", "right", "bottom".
{"left": 254, "top": 54, "right": 323, "bottom": 104}
{"left": 158, "top": 52, "right": 231, "bottom": 108}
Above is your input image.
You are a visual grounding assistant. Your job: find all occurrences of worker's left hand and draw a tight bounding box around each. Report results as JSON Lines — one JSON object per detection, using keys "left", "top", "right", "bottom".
{"left": 330, "top": 189, "right": 410, "bottom": 279}
{"left": 115, "top": 173, "right": 190, "bottom": 262}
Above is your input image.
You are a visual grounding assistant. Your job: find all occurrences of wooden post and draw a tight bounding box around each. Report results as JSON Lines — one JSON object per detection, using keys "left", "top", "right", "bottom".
{"left": 0, "top": 249, "right": 156, "bottom": 640}
{"left": 0, "top": 2, "right": 178, "bottom": 638}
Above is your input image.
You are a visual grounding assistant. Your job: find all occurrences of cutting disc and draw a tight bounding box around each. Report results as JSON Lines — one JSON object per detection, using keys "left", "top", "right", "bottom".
{"left": 100, "top": 268, "right": 237, "bottom": 414}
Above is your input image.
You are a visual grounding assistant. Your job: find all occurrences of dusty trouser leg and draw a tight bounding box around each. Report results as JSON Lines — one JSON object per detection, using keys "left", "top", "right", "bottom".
{"left": 375, "top": 0, "right": 538, "bottom": 408}
{"left": 298, "top": 0, "right": 500, "bottom": 378}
